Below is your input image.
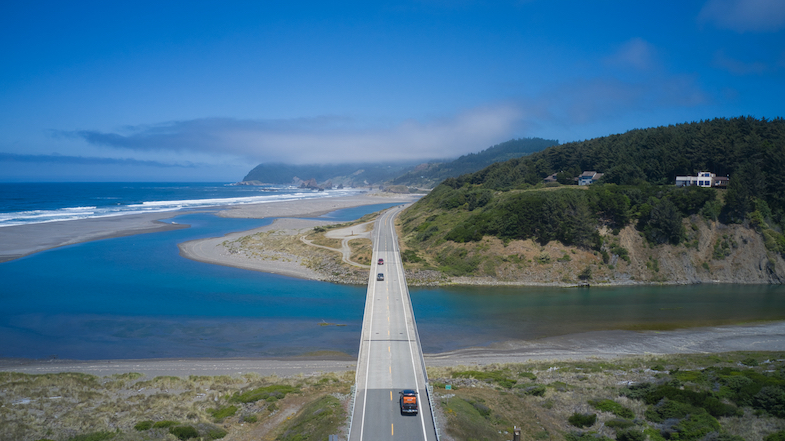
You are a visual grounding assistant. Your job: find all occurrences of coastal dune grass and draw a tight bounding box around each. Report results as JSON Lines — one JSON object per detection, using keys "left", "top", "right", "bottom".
{"left": 0, "top": 370, "right": 353, "bottom": 441}
{"left": 428, "top": 352, "right": 785, "bottom": 441}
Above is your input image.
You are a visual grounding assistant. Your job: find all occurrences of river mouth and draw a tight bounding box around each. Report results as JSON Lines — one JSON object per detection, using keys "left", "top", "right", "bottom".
{"left": 3, "top": 205, "right": 785, "bottom": 360}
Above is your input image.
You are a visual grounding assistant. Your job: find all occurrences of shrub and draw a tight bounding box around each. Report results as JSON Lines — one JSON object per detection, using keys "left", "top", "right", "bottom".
{"left": 453, "top": 369, "right": 517, "bottom": 389}
{"left": 209, "top": 405, "right": 238, "bottom": 421}
{"left": 231, "top": 384, "right": 298, "bottom": 403}
{"left": 401, "top": 249, "right": 423, "bottom": 263}
{"left": 670, "top": 412, "right": 721, "bottom": 440}
{"left": 565, "top": 432, "right": 612, "bottom": 441}
{"left": 645, "top": 398, "right": 698, "bottom": 422}
{"left": 240, "top": 414, "right": 258, "bottom": 423}
{"left": 568, "top": 412, "right": 596, "bottom": 428}
{"left": 616, "top": 428, "right": 645, "bottom": 441}
{"left": 621, "top": 382, "right": 655, "bottom": 400}
{"left": 605, "top": 419, "right": 635, "bottom": 430}
{"left": 66, "top": 433, "right": 115, "bottom": 441}
{"left": 518, "top": 385, "right": 547, "bottom": 396}
{"left": 753, "top": 386, "right": 785, "bottom": 417}
{"left": 703, "top": 433, "right": 745, "bottom": 441}
{"left": 766, "top": 430, "right": 785, "bottom": 441}
{"left": 471, "top": 401, "right": 492, "bottom": 418}
{"left": 588, "top": 399, "right": 634, "bottom": 419}
{"left": 518, "top": 372, "right": 537, "bottom": 381}
{"left": 169, "top": 425, "right": 199, "bottom": 440}
{"left": 134, "top": 421, "right": 153, "bottom": 431}
{"left": 196, "top": 423, "right": 228, "bottom": 440}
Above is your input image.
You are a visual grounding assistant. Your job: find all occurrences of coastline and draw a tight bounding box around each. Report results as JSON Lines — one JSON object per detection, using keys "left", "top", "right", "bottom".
{"left": 179, "top": 193, "right": 420, "bottom": 280}
{"left": 0, "top": 192, "right": 419, "bottom": 263}
{"left": 3, "top": 321, "right": 784, "bottom": 376}
{"left": 4, "top": 192, "right": 785, "bottom": 378}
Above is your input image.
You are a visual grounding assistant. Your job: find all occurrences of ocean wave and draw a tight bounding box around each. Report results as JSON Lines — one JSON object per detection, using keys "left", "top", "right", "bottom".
{"left": 0, "top": 188, "right": 364, "bottom": 227}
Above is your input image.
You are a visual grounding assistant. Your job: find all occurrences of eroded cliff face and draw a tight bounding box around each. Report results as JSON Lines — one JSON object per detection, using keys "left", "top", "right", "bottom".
{"left": 614, "top": 219, "right": 785, "bottom": 285}
{"left": 404, "top": 218, "right": 785, "bottom": 286}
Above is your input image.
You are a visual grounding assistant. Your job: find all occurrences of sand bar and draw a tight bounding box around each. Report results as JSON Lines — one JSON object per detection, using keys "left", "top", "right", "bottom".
{"left": 3, "top": 322, "right": 784, "bottom": 376}
{"left": 179, "top": 193, "right": 420, "bottom": 279}
{"left": 0, "top": 192, "right": 420, "bottom": 263}
{"left": 0, "top": 213, "right": 189, "bottom": 262}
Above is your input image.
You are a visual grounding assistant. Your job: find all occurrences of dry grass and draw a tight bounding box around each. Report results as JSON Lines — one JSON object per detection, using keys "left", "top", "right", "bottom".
{"left": 349, "top": 238, "right": 373, "bottom": 265}
{"left": 0, "top": 370, "right": 354, "bottom": 441}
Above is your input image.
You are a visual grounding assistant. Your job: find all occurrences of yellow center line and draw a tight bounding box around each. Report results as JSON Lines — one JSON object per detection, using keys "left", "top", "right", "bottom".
{"left": 391, "top": 423, "right": 394, "bottom": 436}
{"left": 390, "top": 390, "right": 393, "bottom": 400}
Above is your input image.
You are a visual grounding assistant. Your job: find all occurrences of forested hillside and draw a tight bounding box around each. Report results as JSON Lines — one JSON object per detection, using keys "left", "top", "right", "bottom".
{"left": 241, "top": 162, "right": 421, "bottom": 186}
{"left": 398, "top": 117, "right": 785, "bottom": 285}
{"left": 390, "top": 137, "right": 558, "bottom": 188}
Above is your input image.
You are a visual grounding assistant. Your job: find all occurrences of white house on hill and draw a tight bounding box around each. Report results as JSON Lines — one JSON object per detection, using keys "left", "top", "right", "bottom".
{"left": 675, "top": 172, "right": 729, "bottom": 188}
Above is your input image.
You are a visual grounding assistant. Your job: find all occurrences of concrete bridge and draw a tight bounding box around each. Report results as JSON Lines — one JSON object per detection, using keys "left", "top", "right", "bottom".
{"left": 348, "top": 204, "right": 439, "bottom": 440}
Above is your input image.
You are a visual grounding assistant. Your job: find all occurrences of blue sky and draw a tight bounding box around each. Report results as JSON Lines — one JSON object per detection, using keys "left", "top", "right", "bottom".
{"left": 1, "top": 0, "right": 784, "bottom": 182}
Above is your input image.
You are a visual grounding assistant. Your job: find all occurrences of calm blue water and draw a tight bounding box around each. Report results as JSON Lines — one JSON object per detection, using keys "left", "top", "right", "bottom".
{"left": 0, "top": 203, "right": 406, "bottom": 359}
{"left": 1, "top": 183, "right": 785, "bottom": 360}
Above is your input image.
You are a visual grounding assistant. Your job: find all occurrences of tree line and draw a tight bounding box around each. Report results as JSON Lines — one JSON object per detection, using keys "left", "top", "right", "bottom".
{"left": 406, "top": 117, "right": 785, "bottom": 255}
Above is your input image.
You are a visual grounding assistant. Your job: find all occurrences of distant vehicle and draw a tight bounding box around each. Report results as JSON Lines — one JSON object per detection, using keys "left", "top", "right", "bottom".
{"left": 399, "top": 389, "right": 418, "bottom": 415}
{"left": 377, "top": 273, "right": 384, "bottom": 281}
{"left": 378, "top": 258, "right": 384, "bottom": 265}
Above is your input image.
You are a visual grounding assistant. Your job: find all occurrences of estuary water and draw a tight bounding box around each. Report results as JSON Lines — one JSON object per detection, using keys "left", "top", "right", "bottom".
{"left": 1, "top": 186, "right": 784, "bottom": 359}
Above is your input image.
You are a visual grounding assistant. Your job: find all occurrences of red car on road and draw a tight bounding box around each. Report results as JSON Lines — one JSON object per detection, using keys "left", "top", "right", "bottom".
{"left": 378, "top": 258, "right": 384, "bottom": 265}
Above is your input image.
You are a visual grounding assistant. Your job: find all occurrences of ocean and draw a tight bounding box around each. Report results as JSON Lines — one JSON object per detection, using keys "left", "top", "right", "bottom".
{"left": 1, "top": 183, "right": 785, "bottom": 360}
{"left": 0, "top": 182, "right": 365, "bottom": 227}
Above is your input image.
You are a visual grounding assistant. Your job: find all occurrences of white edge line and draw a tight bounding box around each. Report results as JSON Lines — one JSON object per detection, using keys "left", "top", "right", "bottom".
{"left": 357, "top": 210, "right": 383, "bottom": 440}
{"left": 390, "top": 206, "right": 431, "bottom": 440}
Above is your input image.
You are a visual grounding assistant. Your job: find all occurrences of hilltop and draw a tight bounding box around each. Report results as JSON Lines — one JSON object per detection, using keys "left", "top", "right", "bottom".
{"left": 239, "top": 137, "right": 556, "bottom": 189}
{"left": 398, "top": 117, "right": 785, "bottom": 286}
{"left": 389, "top": 137, "right": 558, "bottom": 188}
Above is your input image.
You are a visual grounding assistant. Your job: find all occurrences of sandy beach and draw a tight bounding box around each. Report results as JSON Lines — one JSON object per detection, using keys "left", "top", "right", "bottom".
{"left": 0, "top": 192, "right": 419, "bottom": 263}
{"left": 0, "top": 212, "right": 190, "bottom": 262}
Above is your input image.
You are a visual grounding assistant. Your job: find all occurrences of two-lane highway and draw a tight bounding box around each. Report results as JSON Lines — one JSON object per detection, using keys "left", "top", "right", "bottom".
{"left": 349, "top": 205, "right": 438, "bottom": 441}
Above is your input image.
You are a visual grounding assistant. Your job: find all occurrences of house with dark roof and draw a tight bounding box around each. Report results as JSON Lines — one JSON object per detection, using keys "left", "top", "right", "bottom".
{"left": 578, "top": 171, "right": 603, "bottom": 186}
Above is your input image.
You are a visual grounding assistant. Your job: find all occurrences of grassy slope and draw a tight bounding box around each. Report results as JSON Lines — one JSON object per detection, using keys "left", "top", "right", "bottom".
{"left": 8, "top": 352, "right": 785, "bottom": 441}
{"left": 398, "top": 185, "right": 785, "bottom": 285}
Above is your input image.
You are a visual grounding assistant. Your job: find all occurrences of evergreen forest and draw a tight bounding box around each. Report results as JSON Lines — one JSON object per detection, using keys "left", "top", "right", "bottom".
{"left": 403, "top": 117, "right": 785, "bottom": 258}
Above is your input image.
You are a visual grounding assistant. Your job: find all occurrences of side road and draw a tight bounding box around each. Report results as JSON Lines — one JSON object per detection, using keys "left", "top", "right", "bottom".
{"left": 300, "top": 221, "right": 374, "bottom": 268}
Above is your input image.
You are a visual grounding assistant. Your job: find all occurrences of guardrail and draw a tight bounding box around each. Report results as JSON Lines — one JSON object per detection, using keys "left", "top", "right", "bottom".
{"left": 346, "top": 383, "right": 356, "bottom": 440}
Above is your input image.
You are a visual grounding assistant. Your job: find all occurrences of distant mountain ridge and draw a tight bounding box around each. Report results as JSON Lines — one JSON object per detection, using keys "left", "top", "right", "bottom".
{"left": 240, "top": 137, "right": 557, "bottom": 189}
{"left": 241, "top": 162, "right": 423, "bottom": 187}
{"left": 389, "top": 137, "right": 558, "bottom": 188}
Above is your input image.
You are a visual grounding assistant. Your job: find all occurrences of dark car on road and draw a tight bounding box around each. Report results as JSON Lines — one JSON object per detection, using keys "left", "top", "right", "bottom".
{"left": 399, "top": 389, "right": 418, "bottom": 415}
{"left": 377, "top": 273, "right": 384, "bottom": 281}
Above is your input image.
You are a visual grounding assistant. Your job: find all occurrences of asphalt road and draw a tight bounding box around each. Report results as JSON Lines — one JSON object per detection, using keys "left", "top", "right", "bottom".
{"left": 349, "top": 205, "right": 438, "bottom": 441}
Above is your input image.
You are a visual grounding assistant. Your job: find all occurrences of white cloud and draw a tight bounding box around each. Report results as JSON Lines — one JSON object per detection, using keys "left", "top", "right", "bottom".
{"left": 72, "top": 104, "right": 526, "bottom": 164}
{"left": 699, "top": 0, "right": 785, "bottom": 32}
{"left": 605, "top": 38, "right": 658, "bottom": 71}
